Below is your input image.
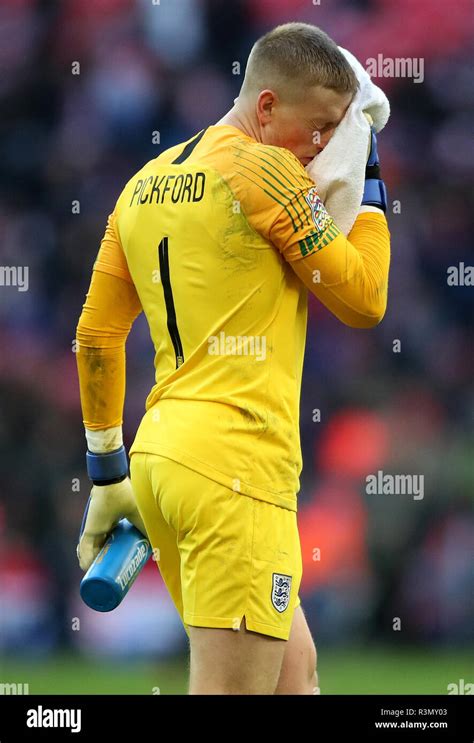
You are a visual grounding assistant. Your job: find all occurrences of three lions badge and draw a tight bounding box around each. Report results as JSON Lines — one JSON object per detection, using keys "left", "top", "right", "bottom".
{"left": 271, "top": 573, "right": 292, "bottom": 613}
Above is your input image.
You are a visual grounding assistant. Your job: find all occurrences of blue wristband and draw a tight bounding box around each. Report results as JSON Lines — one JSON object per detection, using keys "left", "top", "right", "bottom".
{"left": 86, "top": 445, "right": 128, "bottom": 485}
{"left": 362, "top": 179, "right": 388, "bottom": 213}
{"left": 362, "top": 126, "right": 388, "bottom": 213}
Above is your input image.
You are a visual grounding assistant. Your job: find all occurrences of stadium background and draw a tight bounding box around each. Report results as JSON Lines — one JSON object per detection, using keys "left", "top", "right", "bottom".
{"left": 0, "top": 0, "right": 472, "bottom": 694}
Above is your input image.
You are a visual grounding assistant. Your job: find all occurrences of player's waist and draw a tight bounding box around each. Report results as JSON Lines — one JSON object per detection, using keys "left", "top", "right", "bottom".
{"left": 129, "top": 398, "right": 302, "bottom": 504}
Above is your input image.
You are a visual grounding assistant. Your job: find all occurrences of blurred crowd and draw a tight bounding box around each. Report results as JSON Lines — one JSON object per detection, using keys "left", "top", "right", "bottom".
{"left": 0, "top": 0, "right": 472, "bottom": 659}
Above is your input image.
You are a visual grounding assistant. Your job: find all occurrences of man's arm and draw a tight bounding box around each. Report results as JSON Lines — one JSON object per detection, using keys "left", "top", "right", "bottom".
{"left": 76, "top": 268, "right": 142, "bottom": 435}
{"left": 75, "top": 214, "right": 146, "bottom": 572}
{"left": 285, "top": 207, "right": 390, "bottom": 328}
{"left": 235, "top": 129, "right": 390, "bottom": 329}
{"left": 76, "top": 209, "right": 142, "bottom": 437}
{"left": 271, "top": 124, "right": 390, "bottom": 328}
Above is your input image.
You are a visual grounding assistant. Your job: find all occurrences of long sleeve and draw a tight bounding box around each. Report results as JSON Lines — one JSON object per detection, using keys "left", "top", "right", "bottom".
{"left": 76, "top": 255, "right": 142, "bottom": 430}
{"left": 288, "top": 211, "right": 391, "bottom": 328}
{"left": 230, "top": 140, "right": 390, "bottom": 329}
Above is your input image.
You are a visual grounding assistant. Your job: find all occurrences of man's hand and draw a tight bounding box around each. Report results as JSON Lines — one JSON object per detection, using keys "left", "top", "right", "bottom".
{"left": 77, "top": 477, "right": 147, "bottom": 572}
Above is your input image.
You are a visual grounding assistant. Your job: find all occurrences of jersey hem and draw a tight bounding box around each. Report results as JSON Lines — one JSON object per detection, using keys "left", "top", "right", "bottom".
{"left": 128, "top": 440, "right": 297, "bottom": 512}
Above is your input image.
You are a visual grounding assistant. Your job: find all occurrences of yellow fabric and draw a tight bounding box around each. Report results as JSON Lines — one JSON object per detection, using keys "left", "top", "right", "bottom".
{"left": 76, "top": 269, "right": 142, "bottom": 428}
{"left": 291, "top": 211, "right": 390, "bottom": 328}
{"left": 76, "top": 123, "right": 390, "bottom": 510}
{"left": 130, "top": 452, "right": 302, "bottom": 641}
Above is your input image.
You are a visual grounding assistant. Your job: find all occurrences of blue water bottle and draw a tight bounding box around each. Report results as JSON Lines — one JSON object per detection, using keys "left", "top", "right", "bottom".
{"left": 79, "top": 445, "right": 153, "bottom": 612}
{"left": 80, "top": 515, "right": 152, "bottom": 612}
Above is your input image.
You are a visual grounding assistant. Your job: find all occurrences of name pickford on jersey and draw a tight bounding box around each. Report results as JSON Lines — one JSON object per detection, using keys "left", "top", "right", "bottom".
{"left": 129, "top": 171, "right": 206, "bottom": 206}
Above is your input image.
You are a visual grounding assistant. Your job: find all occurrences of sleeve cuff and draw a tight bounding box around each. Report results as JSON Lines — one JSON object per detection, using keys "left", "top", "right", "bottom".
{"left": 358, "top": 205, "right": 384, "bottom": 215}
{"left": 85, "top": 426, "right": 123, "bottom": 454}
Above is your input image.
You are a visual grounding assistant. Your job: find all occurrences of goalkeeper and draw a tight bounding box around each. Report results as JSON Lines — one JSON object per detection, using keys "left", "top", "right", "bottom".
{"left": 76, "top": 22, "right": 390, "bottom": 695}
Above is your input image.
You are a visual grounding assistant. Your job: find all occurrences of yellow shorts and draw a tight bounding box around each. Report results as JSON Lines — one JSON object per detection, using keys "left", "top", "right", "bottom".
{"left": 130, "top": 452, "right": 302, "bottom": 641}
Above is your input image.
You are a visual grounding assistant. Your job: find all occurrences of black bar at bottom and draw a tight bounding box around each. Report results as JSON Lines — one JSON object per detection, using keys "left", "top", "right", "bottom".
{"left": 0, "top": 694, "right": 472, "bottom": 741}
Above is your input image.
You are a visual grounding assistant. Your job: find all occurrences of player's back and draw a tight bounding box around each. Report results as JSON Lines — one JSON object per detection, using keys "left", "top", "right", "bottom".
{"left": 116, "top": 125, "right": 314, "bottom": 510}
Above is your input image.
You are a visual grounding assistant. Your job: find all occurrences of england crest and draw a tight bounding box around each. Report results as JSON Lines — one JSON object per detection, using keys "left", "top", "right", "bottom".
{"left": 271, "top": 573, "right": 292, "bottom": 613}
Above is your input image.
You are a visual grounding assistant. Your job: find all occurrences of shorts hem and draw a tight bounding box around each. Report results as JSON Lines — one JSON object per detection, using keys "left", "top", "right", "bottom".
{"left": 183, "top": 612, "right": 292, "bottom": 641}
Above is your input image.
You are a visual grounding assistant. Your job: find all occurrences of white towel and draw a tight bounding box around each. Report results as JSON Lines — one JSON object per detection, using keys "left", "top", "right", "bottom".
{"left": 306, "top": 47, "right": 391, "bottom": 236}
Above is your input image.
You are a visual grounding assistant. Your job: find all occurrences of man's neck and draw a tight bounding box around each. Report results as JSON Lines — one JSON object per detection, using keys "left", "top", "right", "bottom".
{"left": 215, "top": 104, "right": 262, "bottom": 143}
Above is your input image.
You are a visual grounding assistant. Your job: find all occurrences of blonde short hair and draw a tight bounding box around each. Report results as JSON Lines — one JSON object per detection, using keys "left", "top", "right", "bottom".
{"left": 240, "top": 22, "right": 358, "bottom": 102}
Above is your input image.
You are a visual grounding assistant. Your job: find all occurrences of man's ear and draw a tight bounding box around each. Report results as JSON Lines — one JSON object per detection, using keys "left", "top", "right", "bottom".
{"left": 256, "top": 89, "right": 277, "bottom": 125}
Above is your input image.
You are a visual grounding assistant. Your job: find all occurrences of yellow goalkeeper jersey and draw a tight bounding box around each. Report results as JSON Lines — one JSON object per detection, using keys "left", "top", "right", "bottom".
{"left": 87, "top": 123, "right": 389, "bottom": 511}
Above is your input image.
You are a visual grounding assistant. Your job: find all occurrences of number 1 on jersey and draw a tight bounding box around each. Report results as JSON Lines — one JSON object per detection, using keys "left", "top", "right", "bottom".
{"left": 158, "top": 237, "right": 184, "bottom": 369}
